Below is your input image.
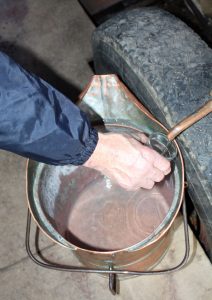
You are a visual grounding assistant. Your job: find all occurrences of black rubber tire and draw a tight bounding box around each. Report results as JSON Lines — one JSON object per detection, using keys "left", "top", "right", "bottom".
{"left": 92, "top": 8, "right": 212, "bottom": 259}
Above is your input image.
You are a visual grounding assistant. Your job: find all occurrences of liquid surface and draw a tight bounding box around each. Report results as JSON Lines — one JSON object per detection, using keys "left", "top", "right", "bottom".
{"left": 44, "top": 167, "right": 174, "bottom": 251}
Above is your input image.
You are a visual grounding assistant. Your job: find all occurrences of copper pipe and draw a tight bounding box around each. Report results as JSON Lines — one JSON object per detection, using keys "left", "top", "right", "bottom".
{"left": 167, "top": 99, "right": 212, "bottom": 141}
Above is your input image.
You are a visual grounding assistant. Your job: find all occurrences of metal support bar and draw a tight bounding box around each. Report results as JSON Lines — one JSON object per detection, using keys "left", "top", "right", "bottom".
{"left": 26, "top": 199, "right": 189, "bottom": 294}
{"left": 109, "top": 266, "right": 117, "bottom": 295}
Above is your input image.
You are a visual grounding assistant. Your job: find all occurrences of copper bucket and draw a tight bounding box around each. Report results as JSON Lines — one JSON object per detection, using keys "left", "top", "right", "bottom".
{"left": 26, "top": 75, "right": 185, "bottom": 274}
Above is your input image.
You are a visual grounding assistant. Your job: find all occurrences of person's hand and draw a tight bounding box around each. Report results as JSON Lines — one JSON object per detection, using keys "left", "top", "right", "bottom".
{"left": 84, "top": 133, "right": 171, "bottom": 191}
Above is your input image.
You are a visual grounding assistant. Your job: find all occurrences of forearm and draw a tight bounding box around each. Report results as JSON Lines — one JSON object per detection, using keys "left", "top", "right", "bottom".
{"left": 0, "top": 51, "right": 98, "bottom": 165}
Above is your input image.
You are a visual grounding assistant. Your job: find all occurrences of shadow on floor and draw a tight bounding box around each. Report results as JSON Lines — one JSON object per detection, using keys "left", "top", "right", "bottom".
{"left": 0, "top": 39, "right": 81, "bottom": 103}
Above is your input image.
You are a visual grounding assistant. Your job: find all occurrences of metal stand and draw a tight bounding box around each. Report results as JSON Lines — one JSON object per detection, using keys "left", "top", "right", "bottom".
{"left": 26, "top": 200, "right": 190, "bottom": 295}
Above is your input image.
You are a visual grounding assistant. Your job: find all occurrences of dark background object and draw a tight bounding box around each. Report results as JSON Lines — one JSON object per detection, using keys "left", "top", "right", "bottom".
{"left": 79, "top": 0, "right": 212, "bottom": 45}
{"left": 79, "top": 0, "right": 123, "bottom": 15}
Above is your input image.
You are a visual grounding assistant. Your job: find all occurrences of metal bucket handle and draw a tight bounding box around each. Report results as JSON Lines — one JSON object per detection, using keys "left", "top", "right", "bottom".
{"left": 25, "top": 198, "right": 189, "bottom": 295}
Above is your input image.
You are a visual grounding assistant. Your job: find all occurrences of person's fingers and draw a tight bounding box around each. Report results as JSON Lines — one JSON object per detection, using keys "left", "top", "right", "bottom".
{"left": 119, "top": 183, "right": 139, "bottom": 191}
{"left": 131, "top": 133, "right": 149, "bottom": 144}
{"left": 163, "top": 166, "right": 171, "bottom": 175}
{"left": 105, "top": 166, "right": 156, "bottom": 191}
{"left": 107, "top": 167, "right": 134, "bottom": 190}
{"left": 141, "top": 179, "right": 155, "bottom": 190}
{"left": 149, "top": 168, "right": 165, "bottom": 182}
{"left": 152, "top": 153, "right": 170, "bottom": 173}
{"left": 141, "top": 146, "right": 171, "bottom": 173}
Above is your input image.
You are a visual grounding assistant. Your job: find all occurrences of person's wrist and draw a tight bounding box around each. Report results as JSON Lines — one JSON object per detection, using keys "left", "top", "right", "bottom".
{"left": 83, "top": 132, "right": 106, "bottom": 169}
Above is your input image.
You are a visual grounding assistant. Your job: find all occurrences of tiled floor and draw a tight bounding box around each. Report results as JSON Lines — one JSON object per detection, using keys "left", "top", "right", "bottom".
{"left": 0, "top": 1, "right": 211, "bottom": 299}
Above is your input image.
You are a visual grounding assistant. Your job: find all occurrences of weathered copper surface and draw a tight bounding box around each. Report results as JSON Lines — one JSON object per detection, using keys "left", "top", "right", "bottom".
{"left": 26, "top": 75, "right": 184, "bottom": 270}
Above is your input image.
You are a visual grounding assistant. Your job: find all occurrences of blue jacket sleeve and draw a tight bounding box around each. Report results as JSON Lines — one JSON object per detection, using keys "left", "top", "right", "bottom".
{"left": 0, "top": 51, "right": 98, "bottom": 165}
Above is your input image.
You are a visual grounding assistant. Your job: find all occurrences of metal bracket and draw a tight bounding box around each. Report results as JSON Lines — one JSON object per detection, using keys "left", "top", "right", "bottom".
{"left": 26, "top": 199, "right": 189, "bottom": 295}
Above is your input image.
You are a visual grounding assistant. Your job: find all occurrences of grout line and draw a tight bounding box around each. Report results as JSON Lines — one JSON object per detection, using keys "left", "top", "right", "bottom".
{"left": 0, "top": 243, "right": 55, "bottom": 273}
